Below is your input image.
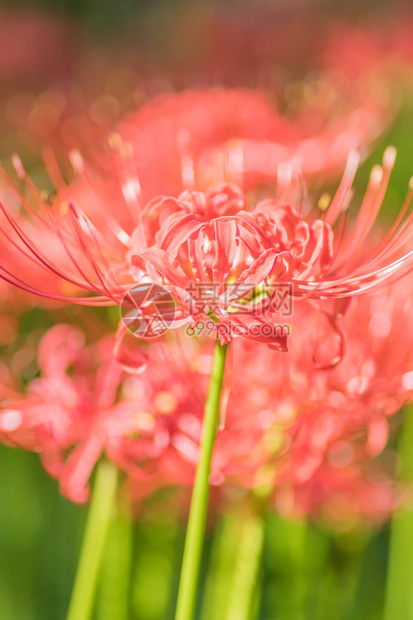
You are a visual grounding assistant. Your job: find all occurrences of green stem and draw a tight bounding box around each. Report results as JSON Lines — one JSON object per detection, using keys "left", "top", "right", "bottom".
{"left": 67, "top": 460, "right": 118, "bottom": 620}
{"left": 384, "top": 407, "right": 413, "bottom": 620}
{"left": 97, "top": 496, "right": 132, "bottom": 620}
{"left": 175, "top": 339, "right": 229, "bottom": 620}
{"left": 199, "top": 512, "right": 242, "bottom": 620}
{"left": 225, "top": 514, "right": 265, "bottom": 620}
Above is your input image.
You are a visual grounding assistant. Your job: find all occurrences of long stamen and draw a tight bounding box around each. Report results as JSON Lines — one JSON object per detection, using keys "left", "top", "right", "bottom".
{"left": 331, "top": 147, "right": 397, "bottom": 274}
{"left": 107, "top": 136, "right": 142, "bottom": 232}
{"left": 348, "top": 147, "right": 396, "bottom": 249}
{"left": 0, "top": 266, "right": 113, "bottom": 305}
{"left": 292, "top": 246, "right": 413, "bottom": 297}
{"left": 42, "top": 146, "right": 68, "bottom": 192}
{"left": 0, "top": 201, "right": 98, "bottom": 292}
{"left": 353, "top": 177, "right": 413, "bottom": 272}
{"left": 68, "top": 205, "right": 126, "bottom": 303}
{"left": 0, "top": 164, "right": 57, "bottom": 231}
{"left": 325, "top": 150, "right": 360, "bottom": 225}
{"left": 68, "top": 146, "right": 134, "bottom": 248}
{"left": 0, "top": 153, "right": 131, "bottom": 304}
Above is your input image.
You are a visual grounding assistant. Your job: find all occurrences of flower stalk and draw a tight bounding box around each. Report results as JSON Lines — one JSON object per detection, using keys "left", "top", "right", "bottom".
{"left": 97, "top": 495, "right": 132, "bottom": 620}
{"left": 66, "top": 460, "right": 118, "bottom": 620}
{"left": 225, "top": 513, "right": 265, "bottom": 620}
{"left": 175, "top": 339, "right": 229, "bottom": 620}
{"left": 199, "top": 512, "right": 241, "bottom": 620}
{"left": 384, "top": 406, "right": 413, "bottom": 620}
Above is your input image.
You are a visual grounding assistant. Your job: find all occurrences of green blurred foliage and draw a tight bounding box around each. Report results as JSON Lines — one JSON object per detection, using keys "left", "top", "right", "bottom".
{"left": 0, "top": 446, "right": 396, "bottom": 620}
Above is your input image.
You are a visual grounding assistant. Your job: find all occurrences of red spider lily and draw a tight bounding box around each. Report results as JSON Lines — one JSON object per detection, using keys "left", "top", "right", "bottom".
{"left": 1, "top": 274, "right": 412, "bottom": 515}
{"left": 130, "top": 182, "right": 332, "bottom": 351}
{"left": 131, "top": 148, "right": 413, "bottom": 349}
{"left": 231, "top": 277, "right": 413, "bottom": 521}
{"left": 116, "top": 87, "right": 388, "bottom": 191}
{"left": 1, "top": 140, "right": 413, "bottom": 355}
{"left": 0, "top": 324, "right": 192, "bottom": 503}
{"left": 0, "top": 84, "right": 393, "bottom": 307}
{"left": 0, "top": 325, "right": 268, "bottom": 503}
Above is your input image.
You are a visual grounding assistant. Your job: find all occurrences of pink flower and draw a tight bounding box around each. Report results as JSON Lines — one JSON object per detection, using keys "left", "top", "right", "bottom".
{"left": 229, "top": 276, "right": 413, "bottom": 521}
{"left": 0, "top": 325, "right": 266, "bottom": 502}
{"left": 131, "top": 146, "right": 413, "bottom": 350}
{"left": 1, "top": 137, "right": 413, "bottom": 357}
{"left": 131, "top": 182, "right": 332, "bottom": 350}
{"left": 0, "top": 325, "right": 179, "bottom": 502}
{"left": 117, "top": 87, "right": 388, "bottom": 190}
{"left": 1, "top": 272, "right": 412, "bottom": 517}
